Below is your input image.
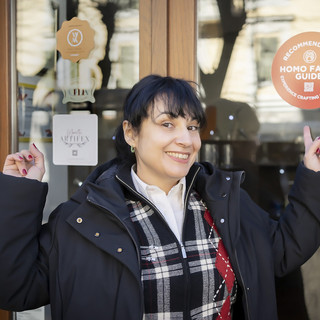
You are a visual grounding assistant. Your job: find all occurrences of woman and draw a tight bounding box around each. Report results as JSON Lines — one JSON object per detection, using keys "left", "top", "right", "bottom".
{"left": 1, "top": 75, "right": 320, "bottom": 320}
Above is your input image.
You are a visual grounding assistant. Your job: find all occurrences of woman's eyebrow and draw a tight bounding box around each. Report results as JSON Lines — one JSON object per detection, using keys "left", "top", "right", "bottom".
{"left": 154, "top": 111, "right": 174, "bottom": 119}
{"left": 154, "top": 112, "right": 200, "bottom": 123}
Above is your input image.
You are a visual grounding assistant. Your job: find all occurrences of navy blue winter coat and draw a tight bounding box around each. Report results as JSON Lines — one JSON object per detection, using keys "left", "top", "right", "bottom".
{"left": 0, "top": 159, "right": 320, "bottom": 320}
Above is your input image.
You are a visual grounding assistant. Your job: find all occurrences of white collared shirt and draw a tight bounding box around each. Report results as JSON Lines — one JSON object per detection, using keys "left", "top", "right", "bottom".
{"left": 131, "top": 167, "right": 186, "bottom": 242}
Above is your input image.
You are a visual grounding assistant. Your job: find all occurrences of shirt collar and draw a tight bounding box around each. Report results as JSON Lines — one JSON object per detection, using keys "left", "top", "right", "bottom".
{"left": 130, "top": 165, "right": 186, "bottom": 200}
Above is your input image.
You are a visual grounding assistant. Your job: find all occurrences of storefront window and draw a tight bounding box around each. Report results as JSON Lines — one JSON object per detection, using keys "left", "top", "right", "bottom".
{"left": 16, "top": 0, "right": 139, "bottom": 215}
{"left": 198, "top": 1, "right": 320, "bottom": 319}
{"left": 14, "top": 1, "right": 139, "bottom": 319}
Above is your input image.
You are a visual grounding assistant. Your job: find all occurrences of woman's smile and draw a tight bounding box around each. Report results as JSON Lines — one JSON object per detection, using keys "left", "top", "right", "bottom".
{"left": 166, "top": 151, "right": 190, "bottom": 161}
{"left": 166, "top": 152, "right": 190, "bottom": 163}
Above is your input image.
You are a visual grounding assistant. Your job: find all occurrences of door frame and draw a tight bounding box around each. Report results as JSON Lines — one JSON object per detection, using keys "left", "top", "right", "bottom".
{"left": 0, "top": 0, "right": 13, "bottom": 171}
{"left": 140, "top": 0, "right": 197, "bottom": 81}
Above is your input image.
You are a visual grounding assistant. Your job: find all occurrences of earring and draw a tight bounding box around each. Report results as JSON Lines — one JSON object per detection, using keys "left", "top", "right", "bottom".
{"left": 130, "top": 146, "right": 135, "bottom": 153}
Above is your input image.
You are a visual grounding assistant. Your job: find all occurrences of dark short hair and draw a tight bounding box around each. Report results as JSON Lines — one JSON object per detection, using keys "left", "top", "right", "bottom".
{"left": 115, "top": 74, "right": 206, "bottom": 164}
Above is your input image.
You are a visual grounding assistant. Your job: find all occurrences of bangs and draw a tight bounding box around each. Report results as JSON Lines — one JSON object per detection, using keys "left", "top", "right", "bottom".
{"left": 123, "top": 75, "right": 206, "bottom": 130}
{"left": 149, "top": 86, "right": 206, "bottom": 128}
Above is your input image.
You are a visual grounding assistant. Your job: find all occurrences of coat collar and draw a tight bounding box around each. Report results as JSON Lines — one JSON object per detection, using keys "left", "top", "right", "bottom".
{"left": 71, "top": 159, "right": 244, "bottom": 228}
{"left": 70, "top": 158, "right": 245, "bottom": 261}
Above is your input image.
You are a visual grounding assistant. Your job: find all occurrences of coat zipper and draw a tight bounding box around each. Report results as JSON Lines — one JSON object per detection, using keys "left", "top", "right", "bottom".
{"left": 180, "top": 168, "right": 200, "bottom": 319}
{"left": 234, "top": 249, "right": 251, "bottom": 320}
{"left": 233, "top": 171, "right": 251, "bottom": 320}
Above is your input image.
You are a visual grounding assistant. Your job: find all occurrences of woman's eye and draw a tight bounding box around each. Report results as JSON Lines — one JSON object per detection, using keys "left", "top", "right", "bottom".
{"left": 188, "top": 125, "right": 200, "bottom": 131}
{"left": 162, "top": 122, "right": 173, "bottom": 128}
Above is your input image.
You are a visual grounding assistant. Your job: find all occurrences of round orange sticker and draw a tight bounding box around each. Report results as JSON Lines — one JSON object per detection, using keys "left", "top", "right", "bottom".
{"left": 272, "top": 32, "right": 320, "bottom": 109}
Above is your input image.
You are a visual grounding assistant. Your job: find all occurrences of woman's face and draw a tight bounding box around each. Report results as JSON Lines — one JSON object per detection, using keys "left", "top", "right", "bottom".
{"left": 125, "top": 98, "right": 201, "bottom": 193}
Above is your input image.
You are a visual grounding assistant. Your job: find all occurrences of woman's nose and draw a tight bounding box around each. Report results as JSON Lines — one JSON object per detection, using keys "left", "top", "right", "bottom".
{"left": 175, "top": 127, "right": 192, "bottom": 146}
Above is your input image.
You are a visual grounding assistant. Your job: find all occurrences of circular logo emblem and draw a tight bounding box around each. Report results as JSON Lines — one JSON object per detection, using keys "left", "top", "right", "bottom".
{"left": 67, "top": 28, "right": 83, "bottom": 47}
{"left": 272, "top": 32, "right": 320, "bottom": 109}
{"left": 303, "top": 50, "right": 317, "bottom": 63}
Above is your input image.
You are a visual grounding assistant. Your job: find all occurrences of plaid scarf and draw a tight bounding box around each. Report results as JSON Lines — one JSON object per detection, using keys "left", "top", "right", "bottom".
{"left": 127, "top": 191, "right": 237, "bottom": 320}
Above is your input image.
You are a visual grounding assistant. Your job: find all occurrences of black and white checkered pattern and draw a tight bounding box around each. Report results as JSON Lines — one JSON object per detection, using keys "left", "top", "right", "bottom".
{"left": 127, "top": 191, "right": 237, "bottom": 319}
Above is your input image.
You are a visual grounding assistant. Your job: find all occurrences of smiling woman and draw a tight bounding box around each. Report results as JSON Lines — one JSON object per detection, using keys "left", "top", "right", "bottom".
{"left": 114, "top": 75, "right": 206, "bottom": 164}
{"left": 1, "top": 75, "right": 320, "bottom": 320}
{"left": 117, "top": 75, "right": 205, "bottom": 193}
{"left": 123, "top": 104, "right": 202, "bottom": 194}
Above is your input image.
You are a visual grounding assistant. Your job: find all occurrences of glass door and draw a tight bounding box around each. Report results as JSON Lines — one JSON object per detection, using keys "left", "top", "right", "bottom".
{"left": 15, "top": 0, "right": 139, "bottom": 219}
{"left": 197, "top": 1, "right": 320, "bottom": 319}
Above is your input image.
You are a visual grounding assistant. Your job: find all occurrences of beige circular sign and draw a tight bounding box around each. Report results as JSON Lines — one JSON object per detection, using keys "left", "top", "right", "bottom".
{"left": 272, "top": 32, "right": 320, "bottom": 109}
{"left": 56, "top": 17, "right": 95, "bottom": 63}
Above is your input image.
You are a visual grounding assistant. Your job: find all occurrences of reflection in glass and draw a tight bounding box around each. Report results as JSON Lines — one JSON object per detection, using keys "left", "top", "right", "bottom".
{"left": 16, "top": 0, "right": 139, "bottom": 217}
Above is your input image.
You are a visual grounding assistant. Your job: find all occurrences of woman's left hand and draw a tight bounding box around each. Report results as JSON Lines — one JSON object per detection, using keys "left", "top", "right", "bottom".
{"left": 303, "top": 125, "right": 320, "bottom": 172}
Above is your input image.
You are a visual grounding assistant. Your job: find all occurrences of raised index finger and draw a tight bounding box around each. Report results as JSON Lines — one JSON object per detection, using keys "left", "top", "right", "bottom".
{"left": 303, "top": 125, "right": 313, "bottom": 152}
{"left": 29, "top": 143, "right": 45, "bottom": 171}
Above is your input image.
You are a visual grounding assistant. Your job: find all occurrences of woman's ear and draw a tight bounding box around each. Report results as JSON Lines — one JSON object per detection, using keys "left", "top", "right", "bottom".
{"left": 122, "top": 120, "right": 136, "bottom": 147}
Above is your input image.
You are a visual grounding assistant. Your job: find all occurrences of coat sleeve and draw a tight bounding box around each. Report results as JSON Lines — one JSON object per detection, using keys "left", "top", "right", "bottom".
{"left": 0, "top": 172, "right": 50, "bottom": 311}
{"left": 270, "top": 163, "right": 320, "bottom": 276}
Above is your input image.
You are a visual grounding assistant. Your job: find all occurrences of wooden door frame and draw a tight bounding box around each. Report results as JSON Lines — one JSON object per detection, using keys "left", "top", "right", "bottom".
{"left": 0, "top": 310, "right": 11, "bottom": 320}
{"left": 0, "top": 1, "right": 13, "bottom": 318}
{"left": 0, "top": 0, "right": 13, "bottom": 171}
{"left": 140, "top": 0, "right": 197, "bottom": 81}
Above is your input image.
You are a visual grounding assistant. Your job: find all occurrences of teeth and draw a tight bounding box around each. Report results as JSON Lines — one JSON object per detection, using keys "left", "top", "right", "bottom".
{"left": 167, "top": 152, "right": 189, "bottom": 159}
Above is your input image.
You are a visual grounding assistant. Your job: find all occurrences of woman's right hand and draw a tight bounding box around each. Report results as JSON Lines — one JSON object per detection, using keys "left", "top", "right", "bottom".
{"left": 2, "top": 143, "right": 45, "bottom": 182}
